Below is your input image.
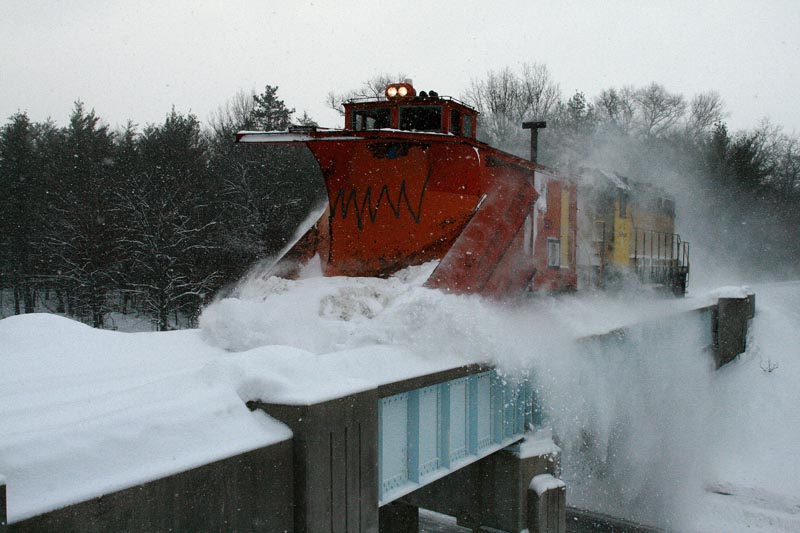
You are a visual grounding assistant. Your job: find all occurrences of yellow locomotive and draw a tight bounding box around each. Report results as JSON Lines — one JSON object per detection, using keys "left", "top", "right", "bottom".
{"left": 577, "top": 169, "right": 689, "bottom": 295}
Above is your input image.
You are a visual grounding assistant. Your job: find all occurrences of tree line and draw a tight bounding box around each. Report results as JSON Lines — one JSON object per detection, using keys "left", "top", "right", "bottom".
{"left": 2, "top": 68, "right": 799, "bottom": 329}
{"left": 0, "top": 86, "right": 323, "bottom": 329}
{"left": 462, "top": 64, "right": 800, "bottom": 279}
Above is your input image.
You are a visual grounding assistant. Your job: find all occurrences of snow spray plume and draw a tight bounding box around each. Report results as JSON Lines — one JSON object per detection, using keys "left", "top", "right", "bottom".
{"left": 200, "top": 261, "right": 718, "bottom": 528}
{"left": 559, "top": 121, "right": 800, "bottom": 288}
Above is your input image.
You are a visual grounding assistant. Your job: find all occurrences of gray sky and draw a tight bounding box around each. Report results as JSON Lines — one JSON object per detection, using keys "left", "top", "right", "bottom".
{"left": 2, "top": 0, "right": 799, "bottom": 134}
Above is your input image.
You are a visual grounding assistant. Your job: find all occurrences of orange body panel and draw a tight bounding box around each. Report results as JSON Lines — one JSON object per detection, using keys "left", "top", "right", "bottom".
{"left": 307, "top": 138, "right": 482, "bottom": 277}
{"left": 531, "top": 177, "right": 579, "bottom": 292}
{"left": 426, "top": 166, "right": 537, "bottom": 295}
{"left": 237, "top": 128, "right": 578, "bottom": 297}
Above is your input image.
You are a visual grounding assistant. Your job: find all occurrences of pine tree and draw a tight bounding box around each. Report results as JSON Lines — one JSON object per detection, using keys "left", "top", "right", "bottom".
{"left": 250, "top": 85, "right": 295, "bottom": 131}
{"left": 0, "top": 113, "right": 41, "bottom": 314}
{"left": 47, "top": 102, "right": 121, "bottom": 327}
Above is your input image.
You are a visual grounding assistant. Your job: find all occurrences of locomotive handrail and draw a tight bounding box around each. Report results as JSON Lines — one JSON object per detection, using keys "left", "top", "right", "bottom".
{"left": 344, "top": 94, "right": 477, "bottom": 111}
{"left": 632, "top": 227, "right": 690, "bottom": 295}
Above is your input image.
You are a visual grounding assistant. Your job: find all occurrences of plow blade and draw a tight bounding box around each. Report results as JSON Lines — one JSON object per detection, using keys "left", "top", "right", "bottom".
{"left": 425, "top": 171, "right": 538, "bottom": 297}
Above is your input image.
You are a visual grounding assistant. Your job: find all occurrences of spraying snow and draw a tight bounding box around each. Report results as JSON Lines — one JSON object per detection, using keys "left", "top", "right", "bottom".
{"left": 200, "top": 269, "right": 800, "bottom": 530}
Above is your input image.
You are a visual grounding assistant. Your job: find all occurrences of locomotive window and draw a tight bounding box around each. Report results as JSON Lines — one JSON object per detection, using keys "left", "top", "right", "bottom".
{"left": 463, "top": 115, "right": 474, "bottom": 138}
{"left": 352, "top": 107, "right": 391, "bottom": 130}
{"left": 399, "top": 106, "right": 442, "bottom": 132}
{"left": 450, "top": 109, "right": 461, "bottom": 135}
{"left": 618, "top": 192, "right": 628, "bottom": 217}
{"left": 662, "top": 198, "right": 675, "bottom": 216}
{"left": 547, "top": 238, "right": 561, "bottom": 268}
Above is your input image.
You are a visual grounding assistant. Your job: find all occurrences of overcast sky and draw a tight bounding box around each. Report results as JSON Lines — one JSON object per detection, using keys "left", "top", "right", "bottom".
{"left": 2, "top": 0, "right": 799, "bottom": 134}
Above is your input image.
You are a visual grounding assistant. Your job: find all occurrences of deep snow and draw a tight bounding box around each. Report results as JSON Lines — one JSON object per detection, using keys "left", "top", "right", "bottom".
{"left": 1, "top": 266, "right": 798, "bottom": 531}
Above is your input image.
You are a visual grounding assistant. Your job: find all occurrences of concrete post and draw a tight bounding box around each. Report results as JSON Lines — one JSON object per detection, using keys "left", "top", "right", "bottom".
{"left": 378, "top": 501, "right": 418, "bottom": 533}
{"left": 745, "top": 292, "right": 756, "bottom": 319}
{"left": 1, "top": 475, "right": 6, "bottom": 532}
{"left": 714, "top": 296, "right": 751, "bottom": 368}
{"left": 528, "top": 474, "right": 566, "bottom": 533}
{"left": 251, "top": 390, "right": 380, "bottom": 533}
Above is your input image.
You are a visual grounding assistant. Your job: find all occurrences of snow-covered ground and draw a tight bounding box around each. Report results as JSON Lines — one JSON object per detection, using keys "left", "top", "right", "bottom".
{"left": 1, "top": 264, "right": 798, "bottom": 531}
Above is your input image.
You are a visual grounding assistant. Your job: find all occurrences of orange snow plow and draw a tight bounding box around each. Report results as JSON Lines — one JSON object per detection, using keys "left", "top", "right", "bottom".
{"left": 236, "top": 82, "right": 577, "bottom": 297}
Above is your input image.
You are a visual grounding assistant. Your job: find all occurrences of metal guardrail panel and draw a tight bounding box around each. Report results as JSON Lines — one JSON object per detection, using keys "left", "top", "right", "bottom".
{"left": 476, "top": 373, "right": 492, "bottom": 451}
{"left": 449, "top": 378, "right": 469, "bottom": 463}
{"left": 418, "top": 385, "right": 441, "bottom": 478}
{"left": 379, "top": 369, "right": 532, "bottom": 504}
{"left": 379, "top": 392, "right": 409, "bottom": 494}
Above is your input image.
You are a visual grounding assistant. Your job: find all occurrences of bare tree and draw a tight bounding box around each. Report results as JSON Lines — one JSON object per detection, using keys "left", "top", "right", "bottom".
{"left": 464, "top": 63, "right": 561, "bottom": 149}
{"left": 685, "top": 91, "right": 726, "bottom": 140}
{"left": 326, "top": 72, "right": 408, "bottom": 116}
{"left": 207, "top": 89, "right": 256, "bottom": 139}
{"left": 634, "top": 82, "right": 687, "bottom": 138}
{"left": 772, "top": 133, "right": 800, "bottom": 196}
{"left": 518, "top": 63, "right": 561, "bottom": 121}
{"left": 595, "top": 86, "right": 637, "bottom": 135}
{"left": 465, "top": 67, "right": 520, "bottom": 145}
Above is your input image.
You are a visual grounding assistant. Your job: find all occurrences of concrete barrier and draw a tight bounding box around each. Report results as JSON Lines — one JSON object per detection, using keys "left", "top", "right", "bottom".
{"left": 249, "top": 390, "right": 380, "bottom": 533}
{"left": 1, "top": 475, "right": 6, "bottom": 532}
{"left": 582, "top": 293, "right": 756, "bottom": 370}
{"left": 711, "top": 293, "right": 755, "bottom": 368}
{"left": 528, "top": 474, "right": 566, "bottom": 533}
{"left": 8, "top": 441, "right": 293, "bottom": 532}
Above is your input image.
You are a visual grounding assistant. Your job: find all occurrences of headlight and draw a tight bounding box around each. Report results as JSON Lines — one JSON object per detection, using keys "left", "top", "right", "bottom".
{"left": 386, "top": 83, "right": 415, "bottom": 99}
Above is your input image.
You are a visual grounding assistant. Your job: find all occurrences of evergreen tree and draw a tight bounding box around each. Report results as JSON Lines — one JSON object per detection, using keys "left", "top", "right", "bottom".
{"left": 251, "top": 85, "right": 295, "bottom": 131}
{"left": 0, "top": 112, "right": 44, "bottom": 314}
{"left": 205, "top": 87, "right": 324, "bottom": 286}
{"left": 47, "top": 102, "right": 121, "bottom": 327}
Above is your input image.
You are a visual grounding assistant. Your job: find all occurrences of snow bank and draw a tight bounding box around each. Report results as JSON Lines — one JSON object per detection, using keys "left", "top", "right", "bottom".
{"left": 706, "top": 285, "right": 755, "bottom": 299}
{"left": 678, "top": 281, "right": 800, "bottom": 532}
{"left": 0, "top": 314, "right": 292, "bottom": 522}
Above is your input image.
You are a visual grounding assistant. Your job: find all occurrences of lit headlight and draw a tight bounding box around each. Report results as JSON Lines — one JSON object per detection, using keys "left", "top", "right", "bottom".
{"left": 386, "top": 83, "right": 416, "bottom": 99}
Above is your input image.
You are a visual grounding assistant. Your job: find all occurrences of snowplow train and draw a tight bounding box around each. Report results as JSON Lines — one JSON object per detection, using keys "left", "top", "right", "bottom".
{"left": 236, "top": 81, "right": 689, "bottom": 297}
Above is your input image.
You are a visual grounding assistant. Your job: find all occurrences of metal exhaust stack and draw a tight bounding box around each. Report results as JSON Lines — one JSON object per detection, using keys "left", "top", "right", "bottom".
{"left": 522, "top": 121, "right": 547, "bottom": 163}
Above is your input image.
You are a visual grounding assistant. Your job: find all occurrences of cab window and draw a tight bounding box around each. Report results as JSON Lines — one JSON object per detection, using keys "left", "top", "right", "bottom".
{"left": 547, "top": 238, "right": 561, "bottom": 268}
{"left": 352, "top": 107, "right": 391, "bottom": 130}
{"left": 463, "top": 114, "right": 474, "bottom": 138}
{"left": 399, "top": 106, "right": 442, "bottom": 132}
{"left": 450, "top": 109, "right": 461, "bottom": 135}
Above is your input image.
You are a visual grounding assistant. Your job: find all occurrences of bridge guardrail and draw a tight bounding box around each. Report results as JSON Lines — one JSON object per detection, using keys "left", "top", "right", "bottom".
{"left": 379, "top": 368, "right": 533, "bottom": 504}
